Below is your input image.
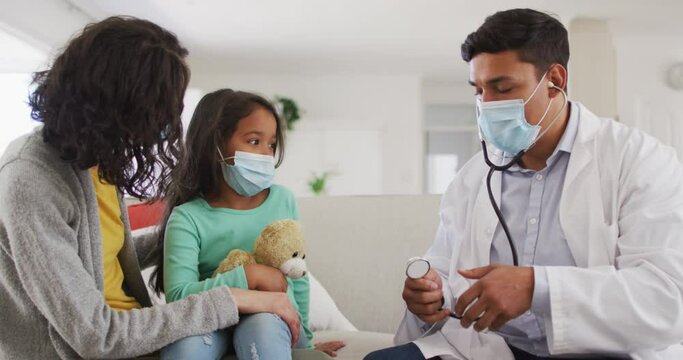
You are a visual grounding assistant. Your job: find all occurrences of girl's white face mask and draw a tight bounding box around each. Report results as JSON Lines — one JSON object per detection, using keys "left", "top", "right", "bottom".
{"left": 217, "top": 148, "right": 275, "bottom": 197}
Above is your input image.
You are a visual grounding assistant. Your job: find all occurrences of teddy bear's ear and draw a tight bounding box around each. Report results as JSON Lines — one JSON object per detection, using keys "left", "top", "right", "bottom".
{"left": 258, "top": 219, "right": 303, "bottom": 244}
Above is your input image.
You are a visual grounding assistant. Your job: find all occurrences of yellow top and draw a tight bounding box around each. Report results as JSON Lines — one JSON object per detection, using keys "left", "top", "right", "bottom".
{"left": 90, "top": 168, "right": 141, "bottom": 311}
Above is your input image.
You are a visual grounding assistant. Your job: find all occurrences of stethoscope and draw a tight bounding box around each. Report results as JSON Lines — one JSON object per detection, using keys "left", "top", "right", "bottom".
{"left": 477, "top": 81, "right": 569, "bottom": 267}
{"left": 481, "top": 143, "right": 524, "bottom": 266}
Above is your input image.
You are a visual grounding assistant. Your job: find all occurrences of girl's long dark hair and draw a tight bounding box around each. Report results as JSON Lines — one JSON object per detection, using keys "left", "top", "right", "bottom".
{"left": 150, "top": 89, "right": 285, "bottom": 294}
{"left": 28, "top": 16, "right": 189, "bottom": 199}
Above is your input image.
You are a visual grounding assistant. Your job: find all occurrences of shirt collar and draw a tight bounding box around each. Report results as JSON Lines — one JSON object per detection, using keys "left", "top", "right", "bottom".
{"left": 554, "top": 101, "right": 578, "bottom": 155}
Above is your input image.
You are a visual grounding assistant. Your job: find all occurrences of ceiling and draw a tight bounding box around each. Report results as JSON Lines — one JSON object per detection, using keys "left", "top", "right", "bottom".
{"left": 2, "top": 0, "right": 683, "bottom": 80}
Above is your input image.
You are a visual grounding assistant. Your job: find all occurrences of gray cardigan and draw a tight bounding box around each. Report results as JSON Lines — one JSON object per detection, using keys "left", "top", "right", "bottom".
{"left": 0, "top": 131, "right": 240, "bottom": 359}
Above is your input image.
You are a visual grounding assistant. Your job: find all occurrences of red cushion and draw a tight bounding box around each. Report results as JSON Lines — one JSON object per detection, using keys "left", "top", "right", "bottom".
{"left": 127, "top": 201, "right": 165, "bottom": 230}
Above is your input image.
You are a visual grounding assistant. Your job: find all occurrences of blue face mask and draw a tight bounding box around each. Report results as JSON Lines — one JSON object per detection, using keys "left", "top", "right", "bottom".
{"left": 476, "top": 72, "right": 553, "bottom": 155}
{"left": 217, "top": 148, "right": 275, "bottom": 197}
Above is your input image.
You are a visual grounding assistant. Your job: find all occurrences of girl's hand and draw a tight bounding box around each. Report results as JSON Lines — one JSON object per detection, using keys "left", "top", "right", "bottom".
{"left": 314, "top": 340, "right": 346, "bottom": 357}
{"left": 244, "top": 263, "right": 288, "bottom": 292}
{"left": 230, "top": 288, "right": 301, "bottom": 346}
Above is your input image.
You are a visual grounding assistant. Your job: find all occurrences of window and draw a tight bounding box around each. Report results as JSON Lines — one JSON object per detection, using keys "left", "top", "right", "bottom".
{"left": 0, "top": 73, "right": 39, "bottom": 155}
{"left": 0, "top": 27, "right": 47, "bottom": 155}
{"left": 424, "top": 104, "right": 479, "bottom": 194}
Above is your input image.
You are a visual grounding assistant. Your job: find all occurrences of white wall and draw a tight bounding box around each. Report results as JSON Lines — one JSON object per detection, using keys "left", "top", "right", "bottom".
{"left": 614, "top": 34, "right": 683, "bottom": 159}
{"left": 187, "top": 72, "right": 424, "bottom": 196}
{"left": 422, "top": 81, "right": 474, "bottom": 106}
{"left": 0, "top": 0, "right": 91, "bottom": 54}
{"left": 568, "top": 18, "right": 618, "bottom": 119}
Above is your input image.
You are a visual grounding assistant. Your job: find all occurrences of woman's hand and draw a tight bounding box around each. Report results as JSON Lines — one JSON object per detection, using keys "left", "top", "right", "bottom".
{"left": 314, "top": 340, "right": 346, "bottom": 357}
{"left": 244, "top": 263, "right": 288, "bottom": 292}
{"left": 231, "top": 288, "right": 301, "bottom": 346}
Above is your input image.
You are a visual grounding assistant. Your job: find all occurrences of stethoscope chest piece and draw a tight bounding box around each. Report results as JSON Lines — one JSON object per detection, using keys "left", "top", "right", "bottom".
{"left": 406, "top": 257, "right": 431, "bottom": 279}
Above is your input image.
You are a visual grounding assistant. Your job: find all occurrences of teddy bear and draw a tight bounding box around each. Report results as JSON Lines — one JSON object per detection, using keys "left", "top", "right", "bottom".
{"left": 213, "top": 219, "right": 308, "bottom": 279}
{"left": 213, "top": 220, "right": 347, "bottom": 356}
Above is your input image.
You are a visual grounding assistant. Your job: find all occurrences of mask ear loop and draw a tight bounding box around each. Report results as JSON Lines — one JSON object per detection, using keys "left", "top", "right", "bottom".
{"left": 522, "top": 71, "right": 553, "bottom": 132}
{"left": 216, "top": 147, "right": 235, "bottom": 164}
{"left": 524, "top": 82, "right": 569, "bottom": 151}
{"left": 523, "top": 70, "right": 549, "bottom": 105}
{"left": 533, "top": 97, "right": 554, "bottom": 129}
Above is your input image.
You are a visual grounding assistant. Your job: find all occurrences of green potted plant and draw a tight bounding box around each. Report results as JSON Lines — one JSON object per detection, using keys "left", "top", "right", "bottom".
{"left": 275, "top": 96, "right": 302, "bottom": 130}
{"left": 307, "top": 171, "right": 336, "bottom": 196}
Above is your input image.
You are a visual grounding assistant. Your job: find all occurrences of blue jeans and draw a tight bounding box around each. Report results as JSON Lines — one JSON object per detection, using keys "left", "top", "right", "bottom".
{"left": 161, "top": 313, "right": 310, "bottom": 360}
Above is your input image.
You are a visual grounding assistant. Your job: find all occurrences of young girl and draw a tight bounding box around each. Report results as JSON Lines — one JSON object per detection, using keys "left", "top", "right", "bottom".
{"left": 153, "top": 89, "right": 344, "bottom": 359}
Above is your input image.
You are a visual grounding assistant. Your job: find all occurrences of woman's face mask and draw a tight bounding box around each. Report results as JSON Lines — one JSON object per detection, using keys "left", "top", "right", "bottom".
{"left": 476, "top": 71, "right": 554, "bottom": 155}
{"left": 217, "top": 147, "right": 275, "bottom": 197}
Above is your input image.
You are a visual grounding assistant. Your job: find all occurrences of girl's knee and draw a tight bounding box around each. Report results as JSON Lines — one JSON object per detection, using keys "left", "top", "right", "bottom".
{"left": 233, "top": 314, "right": 294, "bottom": 360}
{"left": 234, "top": 313, "right": 293, "bottom": 348}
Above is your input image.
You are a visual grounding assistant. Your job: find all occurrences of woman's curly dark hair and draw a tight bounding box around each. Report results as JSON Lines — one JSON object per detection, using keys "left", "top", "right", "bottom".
{"left": 29, "top": 16, "right": 189, "bottom": 199}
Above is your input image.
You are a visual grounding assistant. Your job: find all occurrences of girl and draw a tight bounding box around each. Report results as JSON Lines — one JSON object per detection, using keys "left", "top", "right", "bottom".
{"left": 153, "top": 89, "right": 344, "bottom": 359}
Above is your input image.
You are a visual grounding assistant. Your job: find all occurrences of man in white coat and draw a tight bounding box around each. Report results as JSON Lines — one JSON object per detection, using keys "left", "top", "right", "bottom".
{"left": 365, "top": 8, "right": 683, "bottom": 360}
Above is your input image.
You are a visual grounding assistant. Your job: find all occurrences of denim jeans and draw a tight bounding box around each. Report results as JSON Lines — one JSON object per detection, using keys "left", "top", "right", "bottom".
{"left": 161, "top": 313, "right": 310, "bottom": 360}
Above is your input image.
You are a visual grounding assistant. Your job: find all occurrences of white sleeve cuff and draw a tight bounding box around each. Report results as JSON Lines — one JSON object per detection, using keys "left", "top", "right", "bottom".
{"left": 531, "top": 266, "right": 551, "bottom": 314}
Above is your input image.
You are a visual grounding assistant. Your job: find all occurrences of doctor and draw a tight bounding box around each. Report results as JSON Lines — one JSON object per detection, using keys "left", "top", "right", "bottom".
{"left": 366, "top": 8, "right": 683, "bottom": 360}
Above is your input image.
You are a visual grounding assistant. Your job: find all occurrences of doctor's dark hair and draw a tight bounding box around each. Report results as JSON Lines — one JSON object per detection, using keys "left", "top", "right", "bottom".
{"left": 150, "top": 89, "right": 285, "bottom": 294}
{"left": 28, "top": 16, "right": 189, "bottom": 200}
{"left": 461, "top": 8, "right": 569, "bottom": 79}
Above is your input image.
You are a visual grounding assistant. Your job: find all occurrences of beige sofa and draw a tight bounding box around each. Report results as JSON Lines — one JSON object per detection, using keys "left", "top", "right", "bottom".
{"left": 298, "top": 194, "right": 441, "bottom": 359}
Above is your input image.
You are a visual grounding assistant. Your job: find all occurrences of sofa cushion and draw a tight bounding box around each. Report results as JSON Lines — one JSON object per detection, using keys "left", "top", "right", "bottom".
{"left": 313, "top": 330, "right": 394, "bottom": 360}
{"left": 309, "top": 273, "right": 357, "bottom": 332}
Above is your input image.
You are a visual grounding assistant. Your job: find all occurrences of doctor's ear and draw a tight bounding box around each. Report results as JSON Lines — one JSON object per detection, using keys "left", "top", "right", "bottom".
{"left": 545, "top": 64, "right": 568, "bottom": 95}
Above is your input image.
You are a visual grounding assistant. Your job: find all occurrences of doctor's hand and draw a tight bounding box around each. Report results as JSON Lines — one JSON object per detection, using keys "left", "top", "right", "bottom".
{"left": 402, "top": 269, "right": 451, "bottom": 325}
{"left": 454, "top": 264, "right": 534, "bottom": 332}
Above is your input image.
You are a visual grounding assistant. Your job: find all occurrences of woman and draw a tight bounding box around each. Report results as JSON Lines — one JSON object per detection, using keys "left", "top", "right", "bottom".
{"left": 0, "top": 16, "right": 299, "bottom": 359}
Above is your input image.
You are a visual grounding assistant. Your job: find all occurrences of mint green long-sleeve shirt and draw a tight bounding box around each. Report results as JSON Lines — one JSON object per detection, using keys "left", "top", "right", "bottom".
{"left": 163, "top": 185, "right": 312, "bottom": 341}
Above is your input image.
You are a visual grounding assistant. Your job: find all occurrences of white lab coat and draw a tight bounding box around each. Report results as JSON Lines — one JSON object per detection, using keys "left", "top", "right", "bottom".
{"left": 396, "top": 103, "right": 683, "bottom": 360}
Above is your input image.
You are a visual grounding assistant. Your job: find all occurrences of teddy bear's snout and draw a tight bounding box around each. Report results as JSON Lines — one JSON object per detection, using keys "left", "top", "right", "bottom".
{"left": 280, "top": 257, "right": 308, "bottom": 279}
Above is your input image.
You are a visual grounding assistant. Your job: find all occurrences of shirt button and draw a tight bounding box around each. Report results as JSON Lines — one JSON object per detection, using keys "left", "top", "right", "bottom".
{"left": 535, "top": 174, "right": 543, "bottom": 181}
{"left": 529, "top": 218, "right": 538, "bottom": 225}
{"left": 487, "top": 228, "right": 493, "bottom": 234}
